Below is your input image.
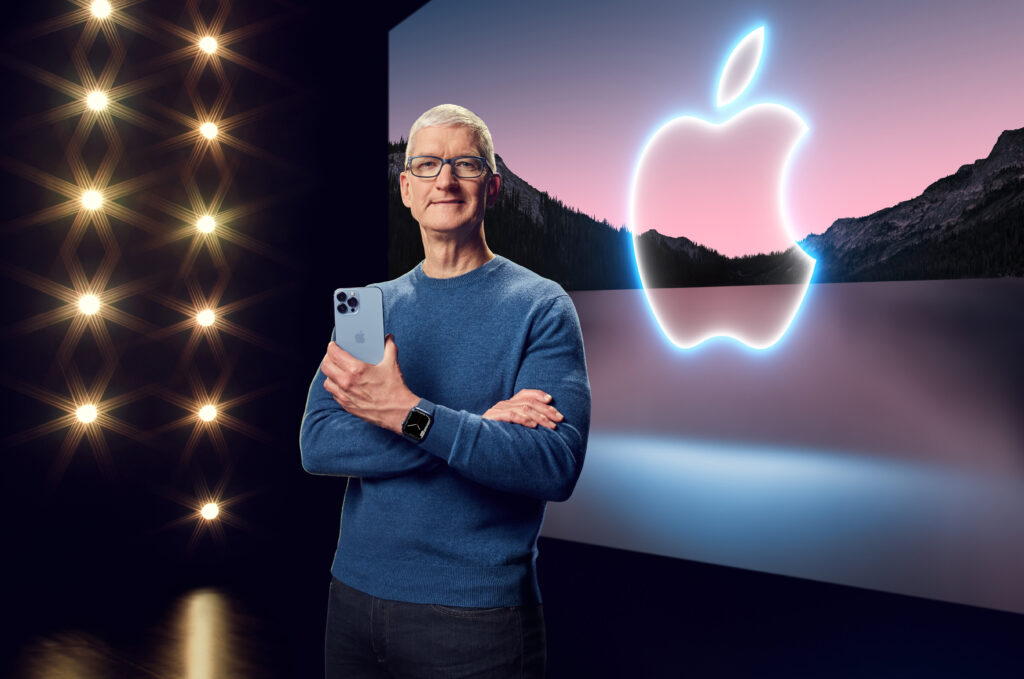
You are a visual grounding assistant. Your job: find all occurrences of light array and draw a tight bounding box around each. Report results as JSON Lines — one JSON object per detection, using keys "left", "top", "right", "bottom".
{"left": 3, "top": 1, "right": 304, "bottom": 549}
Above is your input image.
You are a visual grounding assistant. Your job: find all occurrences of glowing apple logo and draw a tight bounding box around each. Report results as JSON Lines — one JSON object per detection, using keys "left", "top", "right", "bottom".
{"left": 630, "top": 26, "right": 815, "bottom": 349}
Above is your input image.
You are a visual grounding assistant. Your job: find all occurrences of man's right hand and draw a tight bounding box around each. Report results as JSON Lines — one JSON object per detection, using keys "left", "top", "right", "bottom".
{"left": 482, "top": 389, "right": 564, "bottom": 429}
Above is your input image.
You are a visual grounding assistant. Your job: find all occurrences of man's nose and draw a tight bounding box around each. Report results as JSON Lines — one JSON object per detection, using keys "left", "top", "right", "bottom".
{"left": 435, "top": 162, "right": 459, "bottom": 189}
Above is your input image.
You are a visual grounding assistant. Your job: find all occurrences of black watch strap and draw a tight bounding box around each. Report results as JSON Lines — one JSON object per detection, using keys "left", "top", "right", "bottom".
{"left": 402, "top": 399, "right": 435, "bottom": 443}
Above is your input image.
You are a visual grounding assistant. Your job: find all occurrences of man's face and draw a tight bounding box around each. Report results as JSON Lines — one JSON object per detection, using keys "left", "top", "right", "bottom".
{"left": 400, "top": 125, "right": 501, "bottom": 236}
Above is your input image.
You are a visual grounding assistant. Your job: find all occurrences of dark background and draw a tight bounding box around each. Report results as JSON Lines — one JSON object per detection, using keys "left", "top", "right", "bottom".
{"left": 3, "top": 1, "right": 1023, "bottom": 677}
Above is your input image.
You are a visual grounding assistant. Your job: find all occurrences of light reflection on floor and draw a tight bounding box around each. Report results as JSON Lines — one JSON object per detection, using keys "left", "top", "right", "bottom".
{"left": 542, "top": 432, "right": 1024, "bottom": 615}
{"left": 15, "top": 633, "right": 116, "bottom": 679}
{"left": 14, "top": 589, "right": 268, "bottom": 679}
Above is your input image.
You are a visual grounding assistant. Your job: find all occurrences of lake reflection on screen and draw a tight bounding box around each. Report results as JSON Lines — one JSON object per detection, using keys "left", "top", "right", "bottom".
{"left": 640, "top": 279, "right": 811, "bottom": 348}
{"left": 545, "top": 278, "right": 1024, "bottom": 614}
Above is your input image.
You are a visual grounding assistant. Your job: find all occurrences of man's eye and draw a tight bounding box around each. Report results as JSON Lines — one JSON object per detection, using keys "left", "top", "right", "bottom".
{"left": 418, "top": 160, "right": 438, "bottom": 168}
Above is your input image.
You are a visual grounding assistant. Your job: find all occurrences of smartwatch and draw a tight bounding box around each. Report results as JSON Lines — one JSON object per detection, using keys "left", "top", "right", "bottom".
{"left": 402, "top": 399, "right": 435, "bottom": 444}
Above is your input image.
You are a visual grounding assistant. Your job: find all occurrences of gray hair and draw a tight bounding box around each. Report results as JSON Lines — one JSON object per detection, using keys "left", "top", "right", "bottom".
{"left": 406, "top": 104, "right": 497, "bottom": 174}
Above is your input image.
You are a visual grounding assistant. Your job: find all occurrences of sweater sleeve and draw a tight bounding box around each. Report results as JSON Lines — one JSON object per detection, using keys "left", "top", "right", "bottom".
{"left": 418, "top": 294, "right": 591, "bottom": 501}
{"left": 299, "top": 358, "right": 444, "bottom": 478}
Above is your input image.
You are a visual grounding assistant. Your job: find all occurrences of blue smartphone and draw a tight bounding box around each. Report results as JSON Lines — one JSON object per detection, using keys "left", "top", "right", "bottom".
{"left": 333, "top": 286, "right": 385, "bottom": 364}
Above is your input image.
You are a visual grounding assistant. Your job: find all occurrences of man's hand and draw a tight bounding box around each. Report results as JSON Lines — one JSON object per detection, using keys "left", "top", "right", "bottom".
{"left": 482, "top": 389, "right": 564, "bottom": 429}
{"left": 321, "top": 335, "right": 419, "bottom": 435}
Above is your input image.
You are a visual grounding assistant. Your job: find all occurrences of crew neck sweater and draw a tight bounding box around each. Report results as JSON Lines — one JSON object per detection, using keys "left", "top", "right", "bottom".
{"left": 300, "top": 255, "right": 591, "bottom": 606}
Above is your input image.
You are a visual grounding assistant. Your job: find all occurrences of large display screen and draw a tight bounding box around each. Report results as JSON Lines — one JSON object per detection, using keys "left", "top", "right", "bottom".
{"left": 388, "top": 0, "right": 1024, "bottom": 614}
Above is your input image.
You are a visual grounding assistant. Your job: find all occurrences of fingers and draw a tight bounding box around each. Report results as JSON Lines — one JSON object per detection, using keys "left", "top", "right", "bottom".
{"left": 326, "top": 340, "right": 355, "bottom": 363}
{"left": 325, "top": 342, "right": 368, "bottom": 379}
{"left": 320, "top": 352, "right": 344, "bottom": 383}
{"left": 507, "top": 397, "right": 563, "bottom": 424}
{"left": 325, "top": 342, "right": 359, "bottom": 381}
{"left": 483, "top": 408, "right": 546, "bottom": 428}
{"left": 482, "top": 399, "right": 564, "bottom": 429}
{"left": 515, "top": 401, "right": 563, "bottom": 424}
{"left": 382, "top": 334, "right": 397, "bottom": 363}
{"left": 323, "top": 377, "right": 346, "bottom": 407}
{"left": 509, "top": 388, "right": 552, "bottom": 404}
{"left": 321, "top": 350, "right": 359, "bottom": 402}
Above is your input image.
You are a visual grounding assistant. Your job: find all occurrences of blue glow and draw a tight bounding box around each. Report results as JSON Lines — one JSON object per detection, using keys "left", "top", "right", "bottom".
{"left": 629, "top": 23, "right": 817, "bottom": 351}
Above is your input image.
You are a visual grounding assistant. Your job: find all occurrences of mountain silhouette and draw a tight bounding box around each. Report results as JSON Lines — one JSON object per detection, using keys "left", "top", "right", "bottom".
{"left": 388, "top": 128, "right": 1024, "bottom": 290}
{"left": 800, "top": 127, "right": 1024, "bottom": 281}
{"left": 388, "top": 145, "right": 637, "bottom": 289}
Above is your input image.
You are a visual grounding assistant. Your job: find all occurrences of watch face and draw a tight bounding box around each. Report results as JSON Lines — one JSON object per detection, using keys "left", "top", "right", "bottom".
{"left": 404, "top": 409, "right": 431, "bottom": 440}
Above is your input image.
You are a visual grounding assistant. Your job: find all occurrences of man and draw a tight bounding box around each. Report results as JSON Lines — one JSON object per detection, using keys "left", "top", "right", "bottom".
{"left": 300, "top": 103, "right": 591, "bottom": 679}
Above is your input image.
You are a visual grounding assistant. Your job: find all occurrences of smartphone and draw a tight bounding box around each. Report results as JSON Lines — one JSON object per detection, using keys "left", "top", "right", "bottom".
{"left": 333, "top": 286, "right": 385, "bottom": 364}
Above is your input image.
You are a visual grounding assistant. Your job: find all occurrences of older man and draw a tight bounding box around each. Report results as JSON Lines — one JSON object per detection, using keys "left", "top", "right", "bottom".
{"left": 300, "top": 104, "right": 591, "bottom": 679}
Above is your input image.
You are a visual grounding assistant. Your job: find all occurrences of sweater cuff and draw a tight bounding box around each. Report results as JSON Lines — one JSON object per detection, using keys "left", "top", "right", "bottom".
{"left": 418, "top": 402, "right": 466, "bottom": 463}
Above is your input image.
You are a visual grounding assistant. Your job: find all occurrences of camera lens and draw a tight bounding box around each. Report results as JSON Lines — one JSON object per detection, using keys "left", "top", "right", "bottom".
{"left": 347, "top": 297, "right": 359, "bottom": 309}
{"left": 337, "top": 304, "right": 347, "bottom": 314}
{"left": 336, "top": 291, "right": 347, "bottom": 303}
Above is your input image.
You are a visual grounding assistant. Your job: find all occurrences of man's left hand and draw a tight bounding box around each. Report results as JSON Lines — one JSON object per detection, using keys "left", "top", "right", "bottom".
{"left": 321, "top": 335, "right": 420, "bottom": 435}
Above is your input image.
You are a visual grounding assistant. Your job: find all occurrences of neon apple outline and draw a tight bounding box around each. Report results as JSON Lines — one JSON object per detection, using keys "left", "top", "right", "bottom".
{"left": 629, "top": 25, "right": 816, "bottom": 350}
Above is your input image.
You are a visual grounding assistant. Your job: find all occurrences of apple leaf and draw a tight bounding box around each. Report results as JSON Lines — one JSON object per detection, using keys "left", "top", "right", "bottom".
{"left": 716, "top": 26, "right": 765, "bottom": 108}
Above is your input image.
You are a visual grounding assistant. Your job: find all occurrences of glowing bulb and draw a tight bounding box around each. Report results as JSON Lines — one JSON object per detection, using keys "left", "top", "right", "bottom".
{"left": 81, "top": 190, "right": 103, "bottom": 210}
{"left": 79, "top": 294, "right": 100, "bottom": 315}
{"left": 199, "top": 36, "right": 218, "bottom": 54}
{"left": 77, "top": 404, "right": 98, "bottom": 423}
{"left": 199, "top": 122, "right": 218, "bottom": 139}
{"left": 196, "top": 309, "right": 215, "bottom": 327}
{"left": 86, "top": 91, "right": 108, "bottom": 111}
{"left": 199, "top": 405, "right": 217, "bottom": 422}
{"left": 200, "top": 502, "right": 219, "bottom": 520}
{"left": 197, "top": 215, "right": 215, "bottom": 233}
{"left": 91, "top": 1, "right": 111, "bottom": 19}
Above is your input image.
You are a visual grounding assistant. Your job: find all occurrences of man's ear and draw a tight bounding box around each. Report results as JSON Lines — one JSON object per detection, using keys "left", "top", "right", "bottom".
{"left": 485, "top": 173, "right": 501, "bottom": 208}
{"left": 399, "top": 171, "right": 413, "bottom": 208}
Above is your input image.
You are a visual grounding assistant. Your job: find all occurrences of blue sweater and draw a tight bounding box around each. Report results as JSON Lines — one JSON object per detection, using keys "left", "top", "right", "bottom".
{"left": 300, "top": 255, "right": 591, "bottom": 606}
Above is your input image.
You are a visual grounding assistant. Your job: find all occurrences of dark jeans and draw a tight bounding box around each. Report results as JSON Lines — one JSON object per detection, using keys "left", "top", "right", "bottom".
{"left": 326, "top": 576, "right": 546, "bottom": 679}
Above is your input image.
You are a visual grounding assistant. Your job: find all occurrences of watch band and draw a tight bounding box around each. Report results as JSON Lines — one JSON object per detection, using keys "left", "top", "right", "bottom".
{"left": 402, "top": 398, "right": 435, "bottom": 444}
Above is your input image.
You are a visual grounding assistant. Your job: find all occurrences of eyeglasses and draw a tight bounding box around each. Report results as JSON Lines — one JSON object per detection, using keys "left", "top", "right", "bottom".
{"left": 406, "top": 155, "right": 491, "bottom": 179}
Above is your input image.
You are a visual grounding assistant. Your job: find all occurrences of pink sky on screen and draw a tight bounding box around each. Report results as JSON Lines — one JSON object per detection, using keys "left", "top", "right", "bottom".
{"left": 633, "top": 106, "right": 807, "bottom": 257}
{"left": 390, "top": 0, "right": 1024, "bottom": 243}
